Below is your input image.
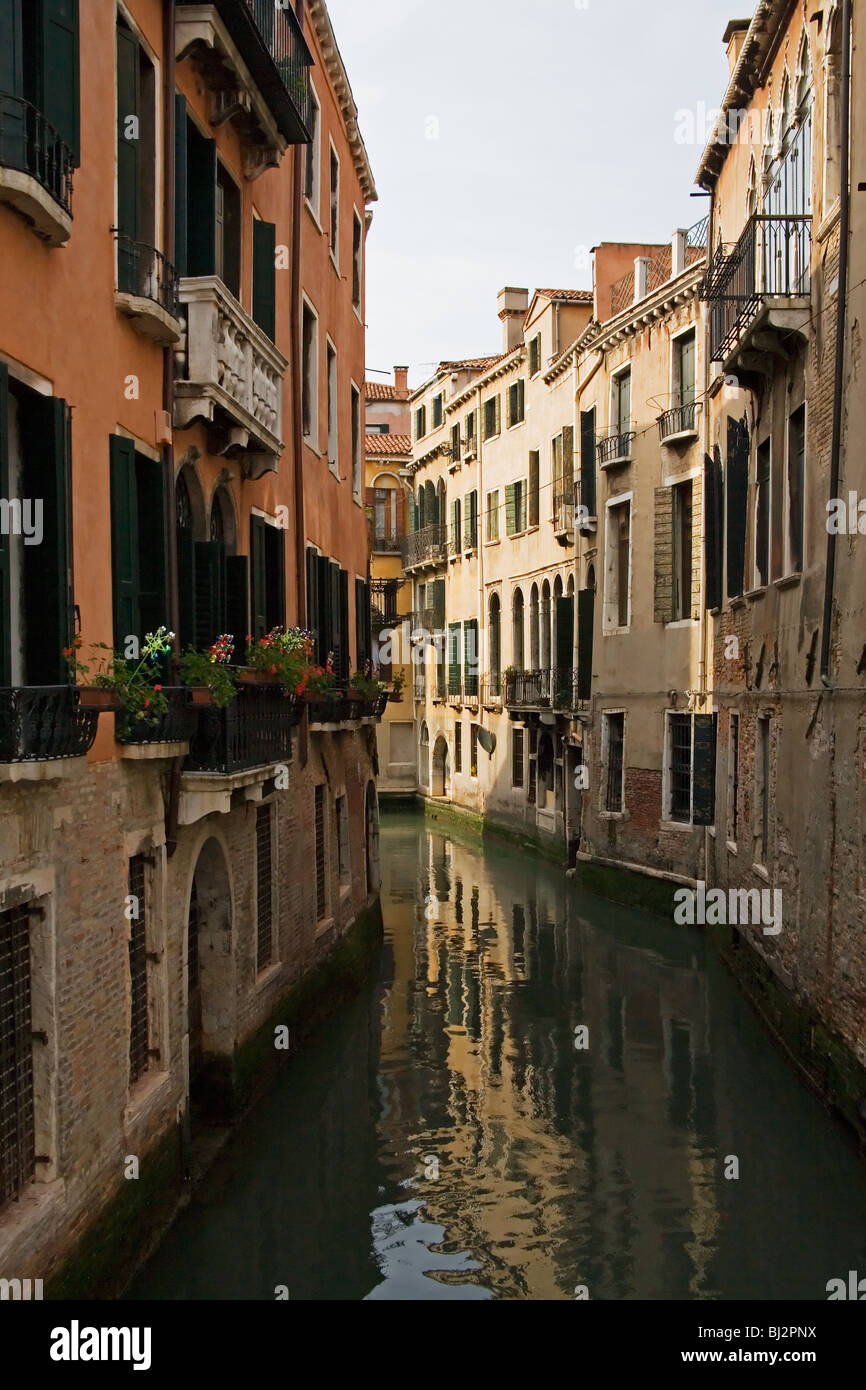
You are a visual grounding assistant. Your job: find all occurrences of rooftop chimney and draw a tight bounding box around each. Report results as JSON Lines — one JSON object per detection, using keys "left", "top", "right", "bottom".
{"left": 497, "top": 287, "right": 529, "bottom": 354}
{"left": 723, "top": 19, "right": 751, "bottom": 76}
{"left": 394, "top": 366, "right": 409, "bottom": 398}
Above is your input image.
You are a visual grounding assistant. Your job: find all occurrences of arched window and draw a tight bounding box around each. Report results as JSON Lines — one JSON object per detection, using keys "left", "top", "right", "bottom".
{"left": 824, "top": 8, "right": 842, "bottom": 210}
{"left": 489, "top": 593, "right": 501, "bottom": 696}
{"left": 529, "top": 584, "right": 540, "bottom": 669}
{"left": 419, "top": 721, "right": 430, "bottom": 791}
{"left": 540, "top": 580, "right": 551, "bottom": 674}
{"left": 747, "top": 155, "right": 758, "bottom": 216}
{"left": 512, "top": 589, "right": 524, "bottom": 670}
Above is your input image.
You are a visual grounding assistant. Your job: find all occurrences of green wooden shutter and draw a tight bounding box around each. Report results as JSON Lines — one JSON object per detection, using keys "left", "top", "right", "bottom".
{"left": 249, "top": 516, "right": 267, "bottom": 640}
{"left": 116, "top": 22, "right": 140, "bottom": 250}
{"left": 194, "top": 540, "right": 222, "bottom": 648}
{"left": 494, "top": 394, "right": 501, "bottom": 436}
{"left": 693, "top": 713, "right": 718, "bottom": 826}
{"left": 704, "top": 452, "right": 723, "bottom": 611}
{"left": 316, "top": 553, "right": 331, "bottom": 666}
{"left": 339, "top": 568, "right": 349, "bottom": 681}
{"left": 109, "top": 435, "right": 140, "bottom": 650}
{"left": 451, "top": 498, "right": 459, "bottom": 550}
{"left": 580, "top": 409, "right": 596, "bottom": 516}
{"left": 137, "top": 456, "right": 168, "bottom": 639}
{"left": 518, "top": 378, "right": 525, "bottom": 421}
{"left": 562, "top": 424, "right": 574, "bottom": 493}
{"left": 0, "top": 364, "right": 10, "bottom": 685}
{"left": 528, "top": 452, "right": 539, "bottom": 528}
{"left": 355, "top": 578, "right": 370, "bottom": 670}
{"left": 505, "top": 483, "right": 516, "bottom": 536}
{"left": 20, "top": 393, "right": 72, "bottom": 684}
{"left": 264, "top": 523, "right": 285, "bottom": 631}
{"left": 176, "top": 524, "right": 195, "bottom": 649}
{"left": 577, "top": 588, "right": 594, "bottom": 700}
{"left": 0, "top": 7, "right": 25, "bottom": 172}
{"left": 174, "top": 94, "right": 188, "bottom": 277}
{"left": 225, "top": 555, "right": 249, "bottom": 652}
{"left": 653, "top": 486, "right": 674, "bottom": 624}
{"left": 448, "top": 622, "right": 461, "bottom": 694}
{"left": 726, "top": 416, "right": 749, "bottom": 598}
{"left": 329, "top": 561, "right": 341, "bottom": 676}
{"left": 252, "top": 219, "right": 277, "bottom": 341}
{"left": 40, "top": 0, "right": 80, "bottom": 165}
{"left": 306, "top": 547, "right": 319, "bottom": 648}
{"left": 187, "top": 122, "right": 216, "bottom": 277}
{"left": 556, "top": 595, "right": 574, "bottom": 673}
{"left": 430, "top": 578, "right": 445, "bottom": 633}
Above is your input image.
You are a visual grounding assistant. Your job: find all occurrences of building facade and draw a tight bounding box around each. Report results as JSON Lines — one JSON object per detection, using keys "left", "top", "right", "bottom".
{"left": 0, "top": 0, "right": 382, "bottom": 1289}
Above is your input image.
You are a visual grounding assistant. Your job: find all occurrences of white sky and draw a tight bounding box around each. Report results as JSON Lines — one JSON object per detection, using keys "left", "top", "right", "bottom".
{"left": 324, "top": 0, "right": 742, "bottom": 387}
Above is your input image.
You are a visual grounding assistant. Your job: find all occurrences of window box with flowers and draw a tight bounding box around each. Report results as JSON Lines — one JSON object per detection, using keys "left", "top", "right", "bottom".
{"left": 178, "top": 636, "right": 238, "bottom": 708}
{"left": 65, "top": 628, "right": 176, "bottom": 740}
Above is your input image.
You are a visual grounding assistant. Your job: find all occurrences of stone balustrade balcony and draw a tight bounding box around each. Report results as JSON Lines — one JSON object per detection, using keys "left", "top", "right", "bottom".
{"left": 174, "top": 276, "right": 288, "bottom": 476}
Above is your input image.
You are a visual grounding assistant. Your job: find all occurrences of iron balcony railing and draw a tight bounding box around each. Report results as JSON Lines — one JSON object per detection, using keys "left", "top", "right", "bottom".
{"left": 701, "top": 213, "right": 812, "bottom": 363}
{"left": 185, "top": 683, "right": 298, "bottom": 773}
{"left": 184, "top": 0, "right": 314, "bottom": 144}
{"left": 0, "top": 93, "right": 74, "bottom": 215}
{"left": 365, "top": 690, "right": 390, "bottom": 719}
{"left": 401, "top": 523, "right": 447, "bottom": 570}
{"left": 597, "top": 432, "right": 635, "bottom": 467}
{"left": 118, "top": 689, "right": 196, "bottom": 746}
{"left": 658, "top": 400, "right": 699, "bottom": 442}
{"left": 371, "top": 533, "right": 403, "bottom": 554}
{"left": 0, "top": 687, "right": 98, "bottom": 763}
{"left": 117, "top": 236, "right": 179, "bottom": 318}
{"left": 553, "top": 490, "right": 574, "bottom": 534}
{"left": 504, "top": 669, "right": 580, "bottom": 711}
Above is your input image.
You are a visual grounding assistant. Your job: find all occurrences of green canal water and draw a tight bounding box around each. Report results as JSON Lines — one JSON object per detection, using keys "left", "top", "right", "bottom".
{"left": 130, "top": 810, "right": 866, "bottom": 1301}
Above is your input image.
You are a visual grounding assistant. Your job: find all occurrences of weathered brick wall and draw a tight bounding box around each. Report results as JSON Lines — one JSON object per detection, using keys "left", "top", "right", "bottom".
{"left": 0, "top": 724, "right": 379, "bottom": 1284}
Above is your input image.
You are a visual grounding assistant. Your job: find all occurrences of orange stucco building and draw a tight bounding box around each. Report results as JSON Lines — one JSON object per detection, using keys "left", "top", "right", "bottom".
{"left": 0, "top": 0, "right": 381, "bottom": 1290}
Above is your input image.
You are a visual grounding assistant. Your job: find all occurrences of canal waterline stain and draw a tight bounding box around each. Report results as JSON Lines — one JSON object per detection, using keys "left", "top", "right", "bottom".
{"left": 129, "top": 810, "right": 866, "bottom": 1301}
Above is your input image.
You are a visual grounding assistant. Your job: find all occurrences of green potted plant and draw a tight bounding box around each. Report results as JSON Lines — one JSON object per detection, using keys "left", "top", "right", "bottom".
{"left": 303, "top": 655, "right": 338, "bottom": 702}
{"left": 348, "top": 670, "right": 383, "bottom": 702}
{"left": 388, "top": 670, "right": 405, "bottom": 703}
{"left": 178, "top": 635, "right": 238, "bottom": 708}
{"left": 243, "top": 627, "right": 316, "bottom": 697}
{"left": 65, "top": 628, "right": 173, "bottom": 734}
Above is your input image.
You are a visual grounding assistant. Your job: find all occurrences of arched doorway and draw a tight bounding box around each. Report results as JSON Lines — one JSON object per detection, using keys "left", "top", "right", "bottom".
{"left": 489, "top": 593, "right": 501, "bottom": 696}
{"left": 419, "top": 721, "right": 430, "bottom": 790}
{"left": 432, "top": 734, "right": 450, "bottom": 798}
{"left": 365, "top": 781, "right": 380, "bottom": 894}
{"left": 537, "top": 732, "right": 555, "bottom": 810}
{"left": 186, "top": 837, "right": 233, "bottom": 1117}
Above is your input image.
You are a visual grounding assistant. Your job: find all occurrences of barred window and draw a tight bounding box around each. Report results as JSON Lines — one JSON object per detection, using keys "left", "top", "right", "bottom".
{"left": 256, "top": 804, "right": 273, "bottom": 970}
{"left": 668, "top": 713, "right": 692, "bottom": 822}
{"left": 128, "top": 856, "right": 149, "bottom": 1086}
{"left": 604, "top": 713, "right": 625, "bottom": 813}
{"left": 0, "top": 905, "right": 35, "bottom": 1208}
{"left": 454, "top": 722, "right": 463, "bottom": 774}
{"left": 512, "top": 727, "right": 525, "bottom": 787}
{"left": 315, "top": 786, "right": 327, "bottom": 920}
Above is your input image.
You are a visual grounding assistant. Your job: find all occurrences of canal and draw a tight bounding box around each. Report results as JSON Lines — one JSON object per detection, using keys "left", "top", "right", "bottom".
{"left": 130, "top": 809, "right": 866, "bottom": 1301}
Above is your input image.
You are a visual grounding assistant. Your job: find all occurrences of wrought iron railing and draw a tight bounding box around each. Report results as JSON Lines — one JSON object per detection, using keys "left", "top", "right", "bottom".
{"left": 185, "top": 683, "right": 298, "bottom": 773}
{"left": 364, "top": 690, "right": 390, "bottom": 719}
{"left": 687, "top": 215, "right": 710, "bottom": 251}
{"left": 118, "top": 689, "right": 196, "bottom": 745}
{"left": 658, "top": 401, "right": 699, "bottom": 441}
{"left": 0, "top": 687, "right": 98, "bottom": 763}
{"left": 0, "top": 93, "right": 74, "bottom": 215}
{"left": 597, "top": 432, "right": 635, "bottom": 466}
{"left": 186, "top": 0, "right": 314, "bottom": 143}
{"left": 117, "top": 236, "right": 179, "bottom": 317}
{"left": 307, "top": 694, "right": 358, "bottom": 726}
{"left": 371, "top": 534, "right": 403, "bottom": 553}
{"left": 553, "top": 490, "right": 574, "bottom": 534}
{"left": 609, "top": 219, "right": 709, "bottom": 318}
{"left": 504, "top": 669, "right": 579, "bottom": 710}
{"left": 401, "top": 523, "right": 447, "bottom": 570}
{"left": 505, "top": 670, "right": 551, "bottom": 708}
{"left": 701, "top": 213, "right": 812, "bottom": 362}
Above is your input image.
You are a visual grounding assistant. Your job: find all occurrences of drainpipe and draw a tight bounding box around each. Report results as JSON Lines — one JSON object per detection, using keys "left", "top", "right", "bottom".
{"left": 163, "top": 0, "right": 181, "bottom": 859}
{"left": 820, "top": 0, "right": 853, "bottom": 686}
{"left": 292, "top": 0, "right": 309, "bottom": 766}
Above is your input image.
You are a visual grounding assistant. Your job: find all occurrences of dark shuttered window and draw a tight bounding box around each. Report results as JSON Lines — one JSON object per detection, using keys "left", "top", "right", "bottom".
{"left": 249, "top": 517, "right": 285, "bottom": 641}
{"left": 252, "top": 219, "right": 277, "bottom": 342}
{"left": 726, "top": 416, "right": 749, "bottom": 599}
{"left": 580, "top": 408, "right": 596, "bottom": 517}
{"left": 109, "top": 436, "right": 168, "bottom": 652}
{"left": 314, "top": 786, "right": 326, "bottom": 921}
{"left": 577, "top": 587, "right": 594, "bottom": 700}
{"left": 693, "top": 714, "right": 718, "bottom": 827}
{"left": 186, "top": 119, "right": 217, "bottom": 278}
{"left": 16, "top": 386, "right": 72, "bottom": 684}
{"left": 704, "top": 450, "right": 724, "bottom": 611}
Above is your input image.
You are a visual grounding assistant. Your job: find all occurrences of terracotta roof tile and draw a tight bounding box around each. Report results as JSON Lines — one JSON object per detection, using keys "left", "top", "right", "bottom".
{"left": 535, "top": 288, "right": 594, "bottom": 303}
{"left": 365, "top": 433, "right": 412, "bottom": 457}
{"left": 438, "top": 354, "right": 503, "bottom": 372}
{"left": 365, "top": 382, "right": 400, "bottom": 400}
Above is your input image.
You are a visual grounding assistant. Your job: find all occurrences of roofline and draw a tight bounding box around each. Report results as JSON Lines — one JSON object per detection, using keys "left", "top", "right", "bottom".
{"left": 695, "top": 0, "right": 799, "bottom": 190}
{"left": 308, "top": 0, "right": 377, "bottom": 204}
